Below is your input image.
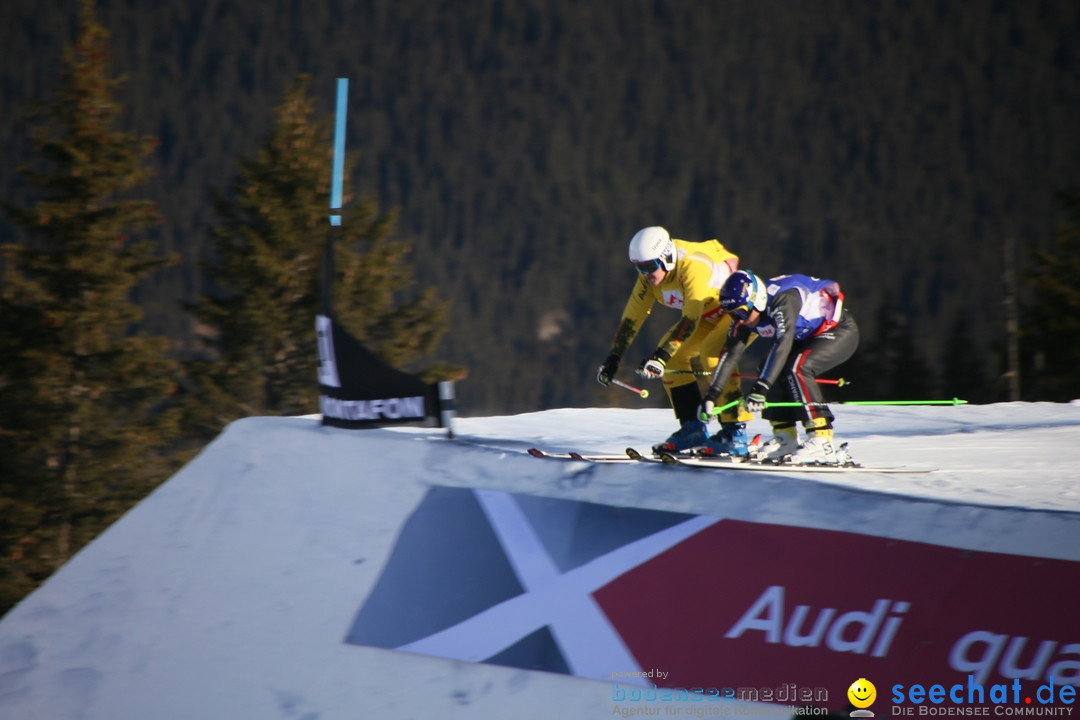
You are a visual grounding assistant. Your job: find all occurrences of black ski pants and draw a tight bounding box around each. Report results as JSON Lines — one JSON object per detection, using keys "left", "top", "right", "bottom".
{"left": 762, "top": 310, "right": 859, "bottom": 427}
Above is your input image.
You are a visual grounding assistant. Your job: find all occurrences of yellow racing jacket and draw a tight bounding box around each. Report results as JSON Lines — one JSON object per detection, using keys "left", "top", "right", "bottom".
{"left": 607, "top": 238, "right": 739, "bottom": 362}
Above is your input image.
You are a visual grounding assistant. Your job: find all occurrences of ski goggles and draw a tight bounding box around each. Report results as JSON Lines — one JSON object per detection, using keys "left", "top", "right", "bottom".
{"left": 725, "top": 302, "right": 754, "bottom": 321}
{"left": 633, "top": 258, "right": 664, "bottom": 275}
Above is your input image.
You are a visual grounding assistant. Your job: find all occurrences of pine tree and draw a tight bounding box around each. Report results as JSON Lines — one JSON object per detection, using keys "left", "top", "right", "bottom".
{"left": 0, "top": 0, "right": 178, "bottom": 614}
{"left": 941, "top": 308, "right": 989, "bottom": 403}
{"left": 181, "top": 75, "right": 452, "bottom": 439}
{"left": 851, "top": 295, "right": 936, "bottom": 400}
{"left": 1025, "top": 190, "right": 1080, "bottom": 400}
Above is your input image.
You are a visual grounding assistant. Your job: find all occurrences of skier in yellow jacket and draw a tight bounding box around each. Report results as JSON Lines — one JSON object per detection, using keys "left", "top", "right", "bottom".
{"left": 596, "top": 226, "right": 754, "bottom": 454}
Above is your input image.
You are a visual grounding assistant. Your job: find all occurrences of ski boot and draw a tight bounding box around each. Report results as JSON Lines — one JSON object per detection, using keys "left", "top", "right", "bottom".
{"left": 789, "top": 431, "right": 838, "bottom": 466}
{"left": 700, "top": 422, "right": 749, "bottom": 458}
{"left": 834, "top": 442, "right": 856, "bottom": 467}
{"left": 652, "top": 420, "right": 709, "bottom": 455}
{"left": 756, "top": 426, "right": 800, "bottom": 463}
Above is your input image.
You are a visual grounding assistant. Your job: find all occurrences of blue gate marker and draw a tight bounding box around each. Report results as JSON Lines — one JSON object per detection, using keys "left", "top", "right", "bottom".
{"left": 330, "top": 78, "right": 348, "bottom": 226}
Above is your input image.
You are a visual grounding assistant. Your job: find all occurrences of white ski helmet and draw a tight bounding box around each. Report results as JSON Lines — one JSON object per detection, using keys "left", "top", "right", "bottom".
{"left": 628, "top": 226, "right": 676, "bottom": 274}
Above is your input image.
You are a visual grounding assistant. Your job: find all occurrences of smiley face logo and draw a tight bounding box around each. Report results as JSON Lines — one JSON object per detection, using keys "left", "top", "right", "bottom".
{"left": 847, "top": 678, "right": 877, "bottom": 709}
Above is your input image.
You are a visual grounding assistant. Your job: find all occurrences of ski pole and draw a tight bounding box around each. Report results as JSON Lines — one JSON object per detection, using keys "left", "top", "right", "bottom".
{"left": 665, "top": 370, "right": 848, "bottom": 387}
{"left": 804, "top": 377, "right": 847, "bottom": 387}
{"left": 760, "top": 398, "right": 967, "bottom": 408}
{"left": 610, "top": 378, "right": 650, "bottom": 399}
{"left": 829, "top": 398, "right": 967, "bottom": 406}
{"left": 706, "top": 397, "right": 967, "bottom": 416}
{"left": 700, "top": 399, "right": 743, "bottom": 420}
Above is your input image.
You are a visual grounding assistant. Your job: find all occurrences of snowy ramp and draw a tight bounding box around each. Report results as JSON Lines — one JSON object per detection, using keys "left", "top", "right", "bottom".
{"left": 0, "top": 405, "right": 1078, "bottom": 719}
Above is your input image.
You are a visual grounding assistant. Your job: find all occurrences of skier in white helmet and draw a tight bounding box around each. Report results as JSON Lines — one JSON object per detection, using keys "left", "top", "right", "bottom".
{"left": 596, "top": 226, "right": 755, "bottom": 455}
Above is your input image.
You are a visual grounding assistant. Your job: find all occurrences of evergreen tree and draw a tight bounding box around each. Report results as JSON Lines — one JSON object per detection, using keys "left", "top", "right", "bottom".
{"left": 852, "top": 295, "right": 936, "bottom": 400}
{"left": 941, "top": 308, "right": 989, "bottom": 403}
{"left": 181, "top": 75, "right": 453, "bottom": 440}
{"left": 1025, "top": 190, "right": 1080, "bottom": 400}
{"left": 0, "top": 0, "right": 178, "bottom": 614}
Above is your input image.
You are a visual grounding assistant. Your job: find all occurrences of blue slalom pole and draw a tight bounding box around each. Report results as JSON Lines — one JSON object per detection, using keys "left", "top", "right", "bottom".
{"left": 330, "top": 78, "right": 348, "bottom": 226}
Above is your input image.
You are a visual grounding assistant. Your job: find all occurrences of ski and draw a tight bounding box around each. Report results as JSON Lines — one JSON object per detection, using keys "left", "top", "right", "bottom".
{"left": 526, "top": 448, "right": 636, "bottom": 463}
{"left": 656, "top": 451, "right": 932, "bottom": 474}
{"left": 626, "top": 447, "right": 679, "bottom": 464}
{"left": 528, "top": 446, "right": 933, "bottom": 474}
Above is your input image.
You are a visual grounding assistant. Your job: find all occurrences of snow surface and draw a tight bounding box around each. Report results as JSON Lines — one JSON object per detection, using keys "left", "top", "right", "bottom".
{"left": 1, "top": 402, "right": 1079, "bottom": 719}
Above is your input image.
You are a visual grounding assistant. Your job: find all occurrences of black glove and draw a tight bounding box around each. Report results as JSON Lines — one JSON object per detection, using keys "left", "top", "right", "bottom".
{"left": 596, "top": 354, "right": 620, "bottom": 386}
{"left": 745, "top": 380, "right": 770, "bottom": 413}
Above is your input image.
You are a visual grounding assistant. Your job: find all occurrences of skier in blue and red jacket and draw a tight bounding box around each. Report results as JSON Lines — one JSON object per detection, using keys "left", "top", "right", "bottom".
{"left": 703, "top": 271, "right": 860, "bottom": 465}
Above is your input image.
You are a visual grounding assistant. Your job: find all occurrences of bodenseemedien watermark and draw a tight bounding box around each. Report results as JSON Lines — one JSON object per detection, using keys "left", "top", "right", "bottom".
{"left": 612, "top": 681, "right": 828, "bottom": 705}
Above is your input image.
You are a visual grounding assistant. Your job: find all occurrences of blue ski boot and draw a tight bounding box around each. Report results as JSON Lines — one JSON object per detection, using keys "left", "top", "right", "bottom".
{"left": 652, "top": 420, "right": 709, "bottom": 454}
{"left": 700, "top": 422, "right": 749, "bottom": 458}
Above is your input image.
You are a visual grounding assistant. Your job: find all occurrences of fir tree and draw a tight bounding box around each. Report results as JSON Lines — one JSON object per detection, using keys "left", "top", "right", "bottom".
{"left": 181, "top": 75, "right": 453, "bottom": 440}
{"left": 941, "top": 308, "right": 988, "bottom": 403}
{"left": 0, "top": 0, "right": 178, "bottom": 614}
{"left": 852, "top": 295, "right": 936, "bottom": 400}
{"left": 1025, "top": 190, "right": 1080, "bottom": 400}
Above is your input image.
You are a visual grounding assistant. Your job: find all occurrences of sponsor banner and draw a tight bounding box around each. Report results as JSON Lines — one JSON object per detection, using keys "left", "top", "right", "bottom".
{"left": 594, "top": 520, "right": 1080, "bottom": 707}
{"left": 347, "top": 488, "right": 1080, "bottom": 709}
{"left": 319, "top": 394, "right": 427, "bottom": 423}
{"left": 316, "top": 314, "right": 449, "bottom": 429}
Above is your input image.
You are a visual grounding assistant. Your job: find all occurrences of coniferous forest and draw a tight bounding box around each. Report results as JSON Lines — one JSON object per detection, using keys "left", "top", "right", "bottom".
{"left": 1, "top": 0, "right": 1079, "bottom": 610}
{"left": 4, "top": 0, "right": 1080, "bottom": 413}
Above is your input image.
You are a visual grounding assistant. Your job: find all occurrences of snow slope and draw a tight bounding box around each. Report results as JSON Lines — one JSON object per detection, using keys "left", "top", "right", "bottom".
{"left": 0, "top": 402, "right": 1078, "bottom": 719}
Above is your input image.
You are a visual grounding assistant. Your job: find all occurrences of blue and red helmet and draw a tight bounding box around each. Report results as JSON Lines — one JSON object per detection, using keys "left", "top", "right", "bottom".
{"left": 720, "top": 270, "right": 767, "bottom": 319}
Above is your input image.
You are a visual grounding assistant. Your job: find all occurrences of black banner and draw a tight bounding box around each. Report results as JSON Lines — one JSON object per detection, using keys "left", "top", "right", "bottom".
{"left": 316, "top": 314, "right": 453, "bottom": 430}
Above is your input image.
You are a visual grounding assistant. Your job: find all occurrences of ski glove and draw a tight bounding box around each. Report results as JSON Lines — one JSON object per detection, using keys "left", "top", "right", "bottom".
{"left": 698, "top": 387, "right": 721, "bottom": 421}
{"left": 638, "top": 349, "right": 670, "bottom": 380}
{"left": 698, "top": 399, "right": 716, "bottom": 422}
{"left": 745, "top": 381, "right": 769, "bottom": 413}
{"left": 596, "top": 354, "right": 620, "bottom": 386}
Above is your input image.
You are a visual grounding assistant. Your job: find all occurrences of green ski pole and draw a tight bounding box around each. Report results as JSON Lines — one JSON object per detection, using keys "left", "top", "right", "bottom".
{"left": 707, "top": 398, "right": 967, "bottom": 416}
{"left": 834, "top": 398, "right": 967, "bottom": 406}
{"left": 700, "top": 399, "right": 743, "bottom": 421}
{"left": 759, "top": 399, "right": 967, "bottom": 408}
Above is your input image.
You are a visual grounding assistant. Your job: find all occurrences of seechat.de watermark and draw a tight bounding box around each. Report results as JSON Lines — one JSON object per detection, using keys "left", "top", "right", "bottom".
{"left": 843, "top": 675, "right": 1075, "bottom": 718}
{"left": 890, "top": 676, "right": 1075, "bottom": 715}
